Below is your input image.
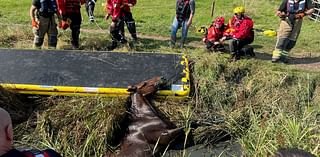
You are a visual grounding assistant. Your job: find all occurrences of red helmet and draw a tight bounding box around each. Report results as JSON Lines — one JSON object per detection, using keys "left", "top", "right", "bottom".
{"left": 214, "top": 16, "right": 225, "bottom": 27}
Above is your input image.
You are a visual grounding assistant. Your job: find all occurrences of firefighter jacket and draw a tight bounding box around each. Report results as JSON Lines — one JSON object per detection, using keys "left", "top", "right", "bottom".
{"left": 226, "top": 15, "right": 254, "bottom": 40}
{"left": 106, "top": 0, "right": 136, "bottom": 22}
{"left": 122, "top": 0, "right": 136, "bottom": 12}
{"left": 206, "top": 25, "right": 225, "bottom": 42}
{"left": 57, "top": 0, "right": 85, "bottom": 16}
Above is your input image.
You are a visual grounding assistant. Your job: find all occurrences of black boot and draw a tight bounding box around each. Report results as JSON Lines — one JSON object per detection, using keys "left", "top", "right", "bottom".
{"left": 108, "top": 41, "right": 118, "bottom": 51}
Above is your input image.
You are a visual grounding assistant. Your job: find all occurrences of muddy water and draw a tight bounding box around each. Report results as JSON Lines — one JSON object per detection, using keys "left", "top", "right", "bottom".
{"left": 165, "top": 141, "right": 242, "bottom": 157}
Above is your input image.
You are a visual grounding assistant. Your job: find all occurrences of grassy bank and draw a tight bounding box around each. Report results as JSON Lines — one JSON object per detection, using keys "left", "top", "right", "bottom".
{"left": 0, "top": 0, "right": 319, "bottom": 156}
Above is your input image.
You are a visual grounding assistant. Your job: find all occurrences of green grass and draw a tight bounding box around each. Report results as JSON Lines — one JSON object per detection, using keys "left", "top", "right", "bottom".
{"left": 0, "top": 0, "right": 320, "bottom": 156}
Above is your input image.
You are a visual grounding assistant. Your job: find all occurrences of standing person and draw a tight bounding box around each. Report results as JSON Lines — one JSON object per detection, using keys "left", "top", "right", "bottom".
{"left": 120, "top": 0, "right": 138, "bottom": 43}
{"left": 202, "top": 16, "right": 226, "bottom": 52}
{"left": 56, "top": 0, "right": 86, "bottom": 49}
{"left": 0, "top": 107, "right": 62, "bottom": 157}
{"left": 271, "top": 0, "right": 314, "bottom": 63}
{"left": 85, "top": 0, "right": 97, "bottom": 22}
{"left": 170, "top": 0, "right": 195, "bottom": 48}
{"left": 29, "top": 0, "right": 60, "bottom": 49}
{"left": 221, "top": 6, "right": 255, "bottom": 62}
{"left": 105, "top": 0, "right": 128, "bottom": 50}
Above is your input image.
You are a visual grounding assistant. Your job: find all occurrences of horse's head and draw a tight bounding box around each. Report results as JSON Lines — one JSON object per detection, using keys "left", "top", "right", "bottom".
{"left": 127, "top": 76, "right": 165, "bottom": 96}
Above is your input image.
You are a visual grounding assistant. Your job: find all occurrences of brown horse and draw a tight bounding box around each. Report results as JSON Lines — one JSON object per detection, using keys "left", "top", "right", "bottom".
{"left": 106, "top": 76, "right": 184, "bottom": 157}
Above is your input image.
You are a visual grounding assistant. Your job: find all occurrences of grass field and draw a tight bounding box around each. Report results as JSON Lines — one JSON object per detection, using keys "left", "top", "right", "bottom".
{"left": 0, "top": 0, "right": 320, "bottom": 156}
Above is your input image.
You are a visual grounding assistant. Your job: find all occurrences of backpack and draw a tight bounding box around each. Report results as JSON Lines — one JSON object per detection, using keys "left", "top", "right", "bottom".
{"left": 39, "top": 0, "right": 58, "bottom": 16}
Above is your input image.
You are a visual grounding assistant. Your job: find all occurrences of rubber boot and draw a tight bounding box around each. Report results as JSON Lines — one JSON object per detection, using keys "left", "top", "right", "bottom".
{"left": 272, "top": 49, "right": 282, "bottom": 63}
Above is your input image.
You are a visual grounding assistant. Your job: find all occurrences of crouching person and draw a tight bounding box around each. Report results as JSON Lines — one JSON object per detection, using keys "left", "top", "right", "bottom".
{"left": 0, "top": 107, "right": 62, "bottom": 157}
{"left": 221, "top": 6, "right": 255, "bottom": 62}
{"left": 30, "top": 0, "right": 59, "bottom": 49}
{"left": 202, "top": 16, "right": 226, "bottom": 52}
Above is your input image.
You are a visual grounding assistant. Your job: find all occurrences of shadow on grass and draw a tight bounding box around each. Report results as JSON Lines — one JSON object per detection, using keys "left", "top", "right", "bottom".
{"left": 254, "top": 51, "right": 320, "bottom": 65}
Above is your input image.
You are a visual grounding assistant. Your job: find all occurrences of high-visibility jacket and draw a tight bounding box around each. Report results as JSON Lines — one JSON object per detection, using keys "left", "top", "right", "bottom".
{"left": 56, "top": 0, "right": 85, "bottom": 15}
{"left": 226, "top": 15, "right": 254, "bottom": 40}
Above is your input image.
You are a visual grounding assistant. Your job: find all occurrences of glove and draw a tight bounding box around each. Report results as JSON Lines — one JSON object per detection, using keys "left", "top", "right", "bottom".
{"left": 31, "top": 18, "right": 39, "bottom": 29}
{"left": 59, "top": 20, "right": 69, "bottom": 30}
{"left": 295, "top": 12, "right": 305, "bottom": 19}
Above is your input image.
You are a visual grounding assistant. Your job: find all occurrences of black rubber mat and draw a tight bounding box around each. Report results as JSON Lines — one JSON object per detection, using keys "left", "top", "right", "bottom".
{"left": 0, "top": 49, "right": 185, "bottom": 89}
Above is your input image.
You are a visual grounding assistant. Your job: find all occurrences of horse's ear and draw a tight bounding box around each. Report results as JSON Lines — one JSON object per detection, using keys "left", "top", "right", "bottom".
{"left": 127, "top": 86, "right": 137, "bottom": 92}
{"left": 137, "top": 81, "right": 147, "bottom": 89}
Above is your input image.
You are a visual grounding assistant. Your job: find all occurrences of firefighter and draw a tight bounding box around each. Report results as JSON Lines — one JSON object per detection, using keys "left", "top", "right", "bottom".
{"left": 0, "top": 107, "right": 61, "bottom": 157}
{"left": 170, "top": 0, "right": 196, "bottom": 48}
{"left": 105, "top": 0, "right": 128, "bottom": 50}
{"left": 202, "top": 16, "right": 226, "bottom": 52}
{"left": 221, "top": 6, "right": 255, "bottom": 62}
{"left": 272, "top": 0, "right": 314, "bottom": 63}
{"left": 56, "top": 0, "right": 86, "bottom": 49}
{"left": 29, "top": 0, "right": 60, "bottom": 49}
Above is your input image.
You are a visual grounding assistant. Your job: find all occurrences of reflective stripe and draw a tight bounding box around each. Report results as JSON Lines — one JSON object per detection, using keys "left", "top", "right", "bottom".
{"left": 282, "top": 50, "right": 289, "bottom": 56}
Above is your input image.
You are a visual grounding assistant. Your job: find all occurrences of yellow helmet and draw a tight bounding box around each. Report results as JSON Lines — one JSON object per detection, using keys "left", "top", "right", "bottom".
{"left": 233, "top": 6, "right": 245, "bottom": 14}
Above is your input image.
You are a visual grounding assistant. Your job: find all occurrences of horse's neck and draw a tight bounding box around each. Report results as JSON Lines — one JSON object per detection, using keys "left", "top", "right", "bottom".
{"left": 130, "top": 93, "right": 157, "bottom": 116}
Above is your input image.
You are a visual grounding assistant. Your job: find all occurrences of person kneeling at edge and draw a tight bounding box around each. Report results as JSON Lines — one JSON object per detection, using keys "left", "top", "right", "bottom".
{"left": 271, "top": 0, "right": 314, "bottom": 63}
{"left": 202, "top": 16, "right": 226, "bottom": 52}
{"left": 221, "top": 6, "right": 255, "bottom": 62}
{"left": 0, "top": 107, "right": 62, "bottom": 157}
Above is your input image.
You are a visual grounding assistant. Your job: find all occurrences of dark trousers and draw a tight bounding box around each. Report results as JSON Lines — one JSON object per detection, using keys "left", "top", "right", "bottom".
{"left": 229, "top": 37, "right": 254, "bottom": 55}
{"left": 120, "top": 11, "right": 137, "bottom": 40}
{"left": 85, "top": 0, "right": 96, "bottom": 19}
{"left": 65, "top": 13, "right": 82, "bottom": 47}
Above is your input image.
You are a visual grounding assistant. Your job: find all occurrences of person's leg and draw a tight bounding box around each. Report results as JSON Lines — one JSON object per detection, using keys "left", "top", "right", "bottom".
{"left": 205, "top": 41, "right": 214, "bottom": 51}
{"left": 237, "top": 38, "right": 254, "bottom": 56}
{"left": 124, "top": 12, "right": 137, "bottom": 41}
{"left": 47, "top": 15, "right": 58, "bottom": 49}
{"left": 118, "top": 19, "right": 126, "bottom": 43}
{"left": 85, "top": 0, "right": 96, "bottom": 22}
{"left": 283, "top": 19, "right": 302, "bottom": 57}
{"left": 109, "top": 20, "right": 124, "bottom": 50}
{"left": 229, "top": 37, "right": 253, "bottom": 61}
{"left": 70, "top": 13, "right": 82, "bottom": 49}
{"left": 272, "top": 20, "right": 292, "bottom": 62}
{"left": 33, "top": 16, "right": 49, "bottom": 49}
{"left": 180, "top": 20, "right": 188, "bottom": 48}
{"left": 170, "top": 17, "right": 179, "bottom": 47}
